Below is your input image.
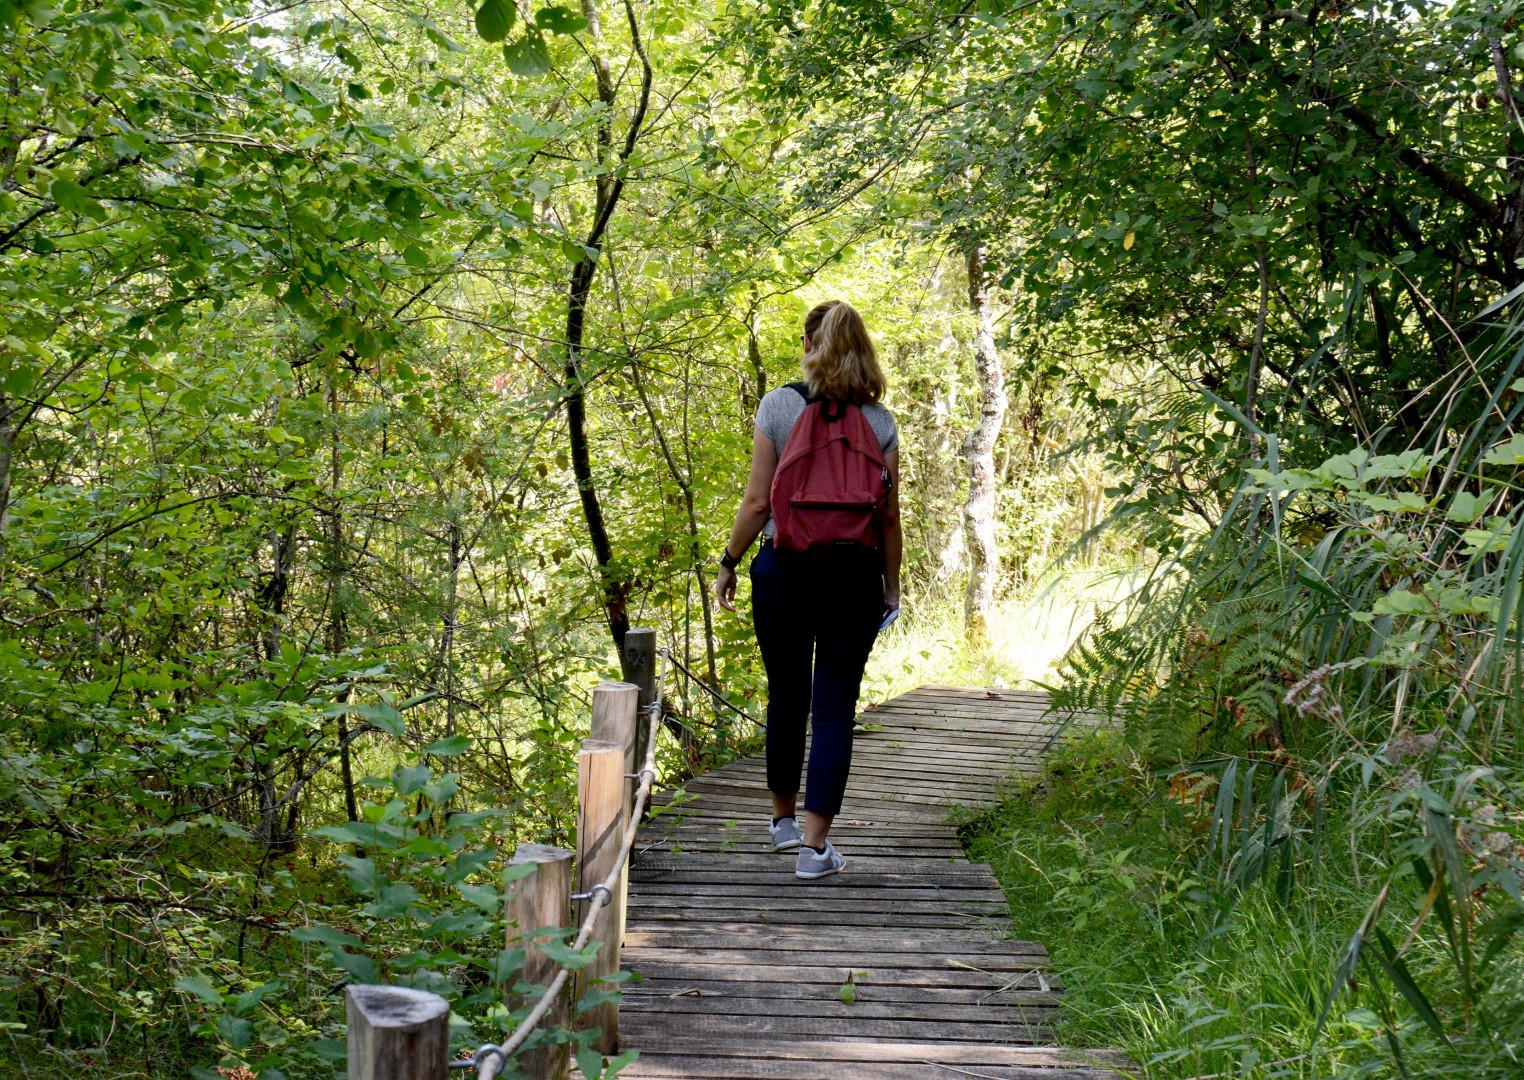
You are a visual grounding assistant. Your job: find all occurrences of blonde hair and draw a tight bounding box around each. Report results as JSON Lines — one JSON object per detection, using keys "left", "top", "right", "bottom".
{"left": 802, "top": 300, "right": 886, "bottom": 405}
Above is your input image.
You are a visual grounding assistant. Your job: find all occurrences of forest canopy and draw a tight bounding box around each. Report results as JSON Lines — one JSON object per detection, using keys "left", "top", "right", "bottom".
{"left": 2, "top": 0, "right": 1523, "bottom": 1077}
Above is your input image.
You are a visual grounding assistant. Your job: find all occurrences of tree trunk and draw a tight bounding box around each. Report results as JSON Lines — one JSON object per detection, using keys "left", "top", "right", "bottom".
{"left": 746, "top": 290, "right": 766, "bottom": 410}
{"left": 562, "top": 0, "right": 652, "bottom": 649}
{"left": 1491, "top": 36, "right": 1524, "bottom": 286}
{"left": 0, "top": 394, "right": 13, "bottom": 545}
{"left": 329, "top": 373, "right": 358, "bottom": 827}
{"left": 962, "top": 246, "right": 1007, "bottom": 640}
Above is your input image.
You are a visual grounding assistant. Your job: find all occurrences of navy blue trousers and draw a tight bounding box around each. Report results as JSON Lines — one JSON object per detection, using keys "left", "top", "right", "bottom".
{"left": 750, "top": 541, "right": 882, "bottom": 817}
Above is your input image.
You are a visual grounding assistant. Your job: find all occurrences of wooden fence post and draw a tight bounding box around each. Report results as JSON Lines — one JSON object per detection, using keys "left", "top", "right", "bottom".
{"left": 576, "top": 738, "right": 627, "bottom": 1054}
{"left": 346, "top": 984, "right": 449, "bottom": 1080}
{"left": 508, "top": 843, "right": 574, "bottom": 1080}
{"left": 590, "top": 681, "right": 640, "bottom": 778}
{"left": 619, "top": 628, "right": 657, "bottom": 769}
{"left": 590, "top": 682, "right": 638, "bottom": 950}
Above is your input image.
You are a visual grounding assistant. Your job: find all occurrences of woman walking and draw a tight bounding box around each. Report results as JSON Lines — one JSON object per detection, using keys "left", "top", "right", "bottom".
{"left": 714, "top": 300, "right": 902, "bottom": 880}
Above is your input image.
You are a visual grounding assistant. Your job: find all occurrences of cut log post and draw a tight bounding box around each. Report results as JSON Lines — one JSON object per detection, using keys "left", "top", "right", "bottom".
{"left": 576, "top": 738, "right": 627, "bottom": 1053}
{"left": 507, "top": 843, "right": 574, "bottom": 1080}
{"left": 619, "top": 628, "right": 657, "bottom": 768}
{"left": 346, "top": 984, "right": 449, "bottom": 1080}
{"left": 590, "top": 681, "right": 640, "bottom": 777}
{"left": 589, "top": 682, "right": 639, "bottom": 950}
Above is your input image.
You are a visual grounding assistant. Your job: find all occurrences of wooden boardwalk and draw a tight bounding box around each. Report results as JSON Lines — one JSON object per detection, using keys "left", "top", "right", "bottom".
{"left": 618, "top": 686, "right": 1125, "bottom": 1079}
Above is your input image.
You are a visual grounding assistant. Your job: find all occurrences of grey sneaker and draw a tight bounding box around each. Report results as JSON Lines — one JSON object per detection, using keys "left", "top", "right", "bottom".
{"left": 795, "top": 841, "right": 846, "bottom": 879}
{"left": 769, "top": 816, "right": 803, "bottom": 853}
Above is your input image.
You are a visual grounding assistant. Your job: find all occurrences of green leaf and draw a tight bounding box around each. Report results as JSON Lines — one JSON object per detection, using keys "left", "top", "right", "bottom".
{"left": 355, "top": 699, "right": 406, "bottom": 736}
{"left": 311, "top": 822, "right": 384, "bottom": 847}
{"left": 308, "top": 1038, "right": 347, "bottom": 1062}
{"left": 501, "top": 860, "right": 538, "bottom": 886}
{"left": 1358, "top": 491, "right": 1430, "bottom": 513}
{"left": 603, "top": 1049, "right": 640, "bottom": 1076}
{"left": 424, "top": 734, "right": 472, "bottom": 756}
{"left": 338, "top": 855, "right": 380, "bottom": 897}
{"left": 1482, "top": 434, "right": 1524, "bottom": 466}
{"left": 457, "top": 882, "right": 501, "bottom": 914}
{"left": 536, "top": 5, "right": 590, "bottom": 33}
{"left": 475, "top": 0, "right": 517, "bottom": 42}
{"left": 576, "top": 1044, "right": 604, "bottom": 1079}
{"left": 1372, "top": 589, "right": 1427, "bottom": 617}
{"left": 503, "top": 34, "right": 552, "bottom": 77}
{"left": 329, "top": 947, "right": 379, "bottom": 984}
{"left": 293, "top": 925, "right": 365, "bottom": 951}
{"left": 539, "top": 938, "right": 601, "bottom": 971}
{"left": 444, "top": 847, "right": 498, "bottom": 886}
{"left": 174, "top": 975, "right": 224, "bottom": 1007}
{"left": 50, "top": 178, "right": 93, "bottom": 213}
{"left": 1446, "top": 490, "right": 1488, "bottom": 522}
{"left": 217, "top": 1013, "right": 253, "bottom": 1051}
{"left": 364, "top": 882, "right": 420, "bottom": 918}
{"left": 394, "top": 763, "right": 432, "bottom": 794}
{"left": 493, "top": 947, "right": 526, "bottom": 983}
{"left": 233, "top": 980, "right": 283, "bottom": 1016}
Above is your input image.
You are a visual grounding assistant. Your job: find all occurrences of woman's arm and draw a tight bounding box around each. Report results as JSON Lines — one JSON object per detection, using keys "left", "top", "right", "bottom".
{"left": 714, "top": 427, "right": 778, "bottom": 612}
{"left": 882, "top": 449, "right": 902, "bottom": 608}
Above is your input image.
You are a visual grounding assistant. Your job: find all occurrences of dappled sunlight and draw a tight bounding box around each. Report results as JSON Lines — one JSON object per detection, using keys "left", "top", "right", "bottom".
{"left": 863, "top": 567, "right": 1150, "bottom": 703}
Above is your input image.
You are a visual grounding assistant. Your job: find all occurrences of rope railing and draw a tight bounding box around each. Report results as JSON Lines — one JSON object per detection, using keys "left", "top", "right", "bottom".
{"left": 343, "top": 628, "right": 670, "bottom": 1080}
{"left": 466, "top": 687, "right": 663, "bottom": 1080}
{"left": 661, "top": 646, "right": 765, "bottom": 729}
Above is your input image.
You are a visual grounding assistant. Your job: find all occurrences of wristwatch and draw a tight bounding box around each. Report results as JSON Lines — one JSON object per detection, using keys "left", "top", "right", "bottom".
{"left": 719, "top": 547, "right": 741, "bottom": 570}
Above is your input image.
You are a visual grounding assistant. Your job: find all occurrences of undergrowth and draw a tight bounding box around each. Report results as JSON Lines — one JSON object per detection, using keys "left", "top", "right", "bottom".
{"left": 967, "top": 727, "right": 1524, "bottom": 1079}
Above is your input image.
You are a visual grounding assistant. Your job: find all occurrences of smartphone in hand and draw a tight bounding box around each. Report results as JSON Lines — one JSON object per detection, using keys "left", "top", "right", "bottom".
{"left": 878, "top": 604, "right": 901, "bottom": 632}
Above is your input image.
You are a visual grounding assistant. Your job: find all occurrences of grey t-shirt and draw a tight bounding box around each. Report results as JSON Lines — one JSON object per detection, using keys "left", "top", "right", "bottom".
{"left": 755, "top": 385, "right": 898, "bottom": 539}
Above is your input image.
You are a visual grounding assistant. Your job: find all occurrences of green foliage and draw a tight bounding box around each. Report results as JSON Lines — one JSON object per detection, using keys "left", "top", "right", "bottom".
{"left": 968, "top": 727, "right": 1524, "bottom": 1078}
{"left": 9, "top": 0, "right": 1523, "bottom": 1074}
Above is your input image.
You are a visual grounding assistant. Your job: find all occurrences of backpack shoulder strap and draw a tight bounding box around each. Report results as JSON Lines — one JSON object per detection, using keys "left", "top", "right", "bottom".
{"left": 785, "top": 381, "right": 811, "bottom": 401}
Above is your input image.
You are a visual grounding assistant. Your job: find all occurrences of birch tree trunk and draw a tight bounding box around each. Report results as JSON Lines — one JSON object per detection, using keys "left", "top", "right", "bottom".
{"left": 962, "top": 246, "right": 1007, "bottom": 640}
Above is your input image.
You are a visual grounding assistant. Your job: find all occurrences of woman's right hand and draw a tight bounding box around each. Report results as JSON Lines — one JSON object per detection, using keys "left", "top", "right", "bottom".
{"left": 714, "top": 565, "right": 738, "bottom": 612}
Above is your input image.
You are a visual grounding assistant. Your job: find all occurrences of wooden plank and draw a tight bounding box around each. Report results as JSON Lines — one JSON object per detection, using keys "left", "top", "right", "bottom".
{"left": 716, "top": 751, "right": 1020, "bottom": 775}
{"left": 619, "top": 1036, "right": 1126, "bottom": 1069}
{"left": 686, "top": 768, "right": 1006, "bottom": 794}
{"left": 622, "top": 1061, "right": 1120, "bottom": 1080}
{"left": 624, "top": 928, "right": 1043, "bottom": 954}
{"left": 623, "top": 961, "right": 1061, "bottom": 991}
{"left": 680, "top": 778, "right": 993, "bottom": 808}
{"left": 622, "top": 995, "right": 1060, "bottom": 1024}
{"left": 624, "top": 946, "right": 1046, "bottom": 970}
{"left": 630, "top": 863, "right": 999, "bottom": 882}
{"left": 628, "top": 897, "right": 1008, "bottom": 918}
{"left": 619, "top": 1012, "right": 1056, "bottom": 1043}
{"left": 628, "top": 910, "right": 1009, "bottom": 930}
{"left": 625, "top": 886, "right": 1009, "bottom": 906}
{"left": 640, "top": 816, "right": 962, "bottom": 836}
{"left": 622, "top": 980, "right": 1062, "bottom": 1007}
{"left": 650, "top": 794, "right": 941, "bottom": 823}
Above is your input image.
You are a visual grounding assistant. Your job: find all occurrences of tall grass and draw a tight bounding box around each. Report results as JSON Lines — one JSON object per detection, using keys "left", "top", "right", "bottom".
{"left": 981, "top": 305, "right": 1524, "bottom": 1075}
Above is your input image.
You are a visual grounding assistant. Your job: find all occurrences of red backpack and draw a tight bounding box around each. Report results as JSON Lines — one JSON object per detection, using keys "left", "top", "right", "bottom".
{"left": 770, "top": 383, "right": 891, "bottom": 556}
